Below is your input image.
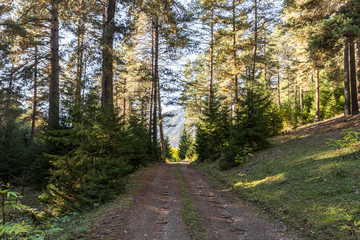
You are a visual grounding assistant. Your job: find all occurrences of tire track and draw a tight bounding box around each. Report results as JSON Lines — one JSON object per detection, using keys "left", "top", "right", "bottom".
{"left": 179, "top": 163, "right": 295, "bottom": 240}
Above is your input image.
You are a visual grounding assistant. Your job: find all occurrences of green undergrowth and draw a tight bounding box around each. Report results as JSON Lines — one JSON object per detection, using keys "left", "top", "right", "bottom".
{"left": 194, "top": 117, "right": 360, "bottom": 240}
{"left": 47, "top": 163, "right": 153, "bottom": 239}
{"left": 174, "top": 164, "right": 206, "bottom": 240}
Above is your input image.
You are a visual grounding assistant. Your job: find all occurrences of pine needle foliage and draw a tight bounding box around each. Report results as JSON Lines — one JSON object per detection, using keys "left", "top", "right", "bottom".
{"left": 178, "top": 127, "right": 192, "bottom": 160}
{"left": 219, "top": 88, "right": 274, "bottom": 170}
{"left": 40, "top": 95, "right": 152, "bottom": 213}
{"left": 195, "top": 97, "right": 231, "bottom": 163}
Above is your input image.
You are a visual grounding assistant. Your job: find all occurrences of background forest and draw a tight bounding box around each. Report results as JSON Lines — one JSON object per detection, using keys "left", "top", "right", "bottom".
{"left": 1, "top": 0, "right": 360, "bottom": 237}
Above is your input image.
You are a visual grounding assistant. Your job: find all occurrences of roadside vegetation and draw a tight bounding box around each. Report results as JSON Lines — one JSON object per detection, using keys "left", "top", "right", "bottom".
{"left": 0, "top": 163, "right": 149, "bottom": 239}
{"left": 194, "top": 116, "right": 360, "bottom": 240}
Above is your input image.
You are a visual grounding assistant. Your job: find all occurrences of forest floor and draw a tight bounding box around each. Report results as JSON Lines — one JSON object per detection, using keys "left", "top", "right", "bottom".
{"left": 88, "top": 163, "right": 295, "bottom": 240}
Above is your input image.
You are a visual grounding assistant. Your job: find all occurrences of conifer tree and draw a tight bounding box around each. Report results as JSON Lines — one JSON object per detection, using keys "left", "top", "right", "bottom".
{"left": 178, "top": 127, "right": 190, "bottom": 160}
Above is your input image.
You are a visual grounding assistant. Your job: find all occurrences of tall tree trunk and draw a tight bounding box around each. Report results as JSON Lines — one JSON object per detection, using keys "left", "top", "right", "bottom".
{"left": 101, "top": 0, "right": 116, "bottom": 109}
{"left": 115, "top": 85, "right": 118, "bottom": 107}
{"left": 344, "top": 37, "right": 351, "bottom": 116}
{"left": 277, "top": 65, "right": 281, "bottom": 107}
{"left": 75, "top": 20, "right": 84, "bottom": 102}
{"left": 252, "top": 0, "right": 258, "bottom": 83}
{"left": 149, "top": 25, "right": 155, "bottom": 139}
{"left": 315, "top": 68, "right": 320, "bottom": 122}
{"left": 294, "top": 75, "right": 297, "bottom": 107}
{"left": 157, "top": 77, "right": 165, "bottom": 155}
{"left": 49, "top": 0, "right": 60, "bottom": 129}
{"left": 287, "top": 68, "right": 290, "bottom": 104}
{"left": 123, "top": 78, "right": 126, "bottom": 117}
{"left": 232, "top": 0, "right": 238, "bottom": 111}
{"left": 128, "top": 97, "right": 132, "bottom": 116}
{"left": 357, "top": 38, "right": 360, "bottom": 109}
{"left": 153, "top": 18, "right": 159, "bottom": 157}
{"left": 30, "top": 46, "right": 38, "bottom": 144}
{"left": 209, "top": 7, "right": 214, "bottom": 109}
{"left": 300, "top": 84, "right": 303, "bottom": 124}
{"left": 3, "top": 69, "right": 13, "bottom": 133}
{"left": 350, "top": 38, "right": 359, "bottom": 115}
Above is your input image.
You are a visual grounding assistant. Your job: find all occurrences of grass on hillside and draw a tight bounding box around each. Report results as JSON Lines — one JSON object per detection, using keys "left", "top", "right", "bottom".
{"left": 194, "top": 115, "right": 360, "bottom": 240}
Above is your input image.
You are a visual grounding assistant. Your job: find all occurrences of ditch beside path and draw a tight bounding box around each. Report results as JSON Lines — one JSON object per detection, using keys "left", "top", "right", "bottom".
{"left": 89, "top": 163, "right": 297, "bottom": 240}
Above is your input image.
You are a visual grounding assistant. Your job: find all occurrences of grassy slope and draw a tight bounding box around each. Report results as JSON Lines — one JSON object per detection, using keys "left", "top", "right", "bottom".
{"left": 195, "top": 115, "right": 360, "bottom": 240}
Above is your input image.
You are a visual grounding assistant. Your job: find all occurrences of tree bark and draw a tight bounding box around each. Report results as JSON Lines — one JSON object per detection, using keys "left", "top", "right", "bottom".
{"left": 75, "top": 20, "right": 84, "bottom": 102}
{"left": 153, "top": 18, "right": 159, "bottom": 157}
{"left": 49, "top": 0, "right": 60, "bottom": 129}
{"left": 209, "top": 7, "right": 214, "bottom": 109}
{"left": 232, "top": 0, "right": 238, "bottom": 111}
{"left": 101, "top": 0, "right": 116, "bottom": 109}
{"left": 300, "top": 84, "right": 303, "bottom": 124}
{"left": 157, "top": 77, "right": 165, "bottom": 155}
{"left": 357, "top": 38, "right": 360, "bottom": 109}
{"left": 252, "top": 0, "right": 258, "bottom": 83}
{"left": 149, "top": 25, "right": 154, "bottom": 139}
{"left": 315, "top": 68, "right": 320, "bottom": 122}
{"left": 277, "top": 65, "right": 280, "bottom": 107}
{"left": 344, "top": 37, "right": 351, "bottom": 116}
{"left": 123, "top": 78, "right": 126, "bottom": 117}
{"left": 30, "top": 46, "right": 38, "bottom": 144}
{"left": 350, "top": 38, "right": 359, "bottom": 115}
{"left": 287, "top": 67, "right": 290, "bottom": 104}
{"left": 3, "top": 69, "right": 13, "bottom": 132}
{"left": 294, "top": 75, "right": 297, "bottom": 107}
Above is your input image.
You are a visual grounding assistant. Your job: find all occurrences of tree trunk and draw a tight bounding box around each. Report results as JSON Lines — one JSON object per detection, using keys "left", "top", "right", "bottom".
{"left": 209, "top": 7, "right": 214, "bottom": 109}
{"left": 75, "top": 20, "right": 84, "bottom": 102}
{"left": 49, "top": 0, "right": 60, "bottom": 129}
{"left": 315, "top": 68, "right": 320, "bottom": 122}
{"left": 350, "top": 38, "right": 359, "bottom": 115}
{"left": 30, "top": 46, "right": 38, "bottom": 144}
{"left": 252, "top": 0, "right": 258, "bottom": 83}
{"left": 153, "top": 18, "right": 159, "bottom": 157}
{"left": 232, "top": 0, "right": 238, "bottom": 111}
{"left": 344, "top": 37, "right": 351, "bottom": 116}
{"left": 277, "top": 66, "right": 281, "bottom": 107}
{"left": 128, "top": 97, "right": 132, "bottom": 116}
{"left": 300, "top": 84, "right": 303, "bottom": 124}
{"left": 294, "top": 75, "right": 297, "bottom": 107}
{"left": 149, "top": 25, "right": 154, "bottom": 139}
{"left": 357, "top": 38, "right": 360, "bottom": 109}
{"left": 3, "top": 69, "right": 13, "bottom": 133}
{"left": 157, "top": 77, "right": 165, "bottom": 155}
{"left": 123, "top": 78, "right": 126, "bottom": 117}
{"left": 101, "top": 0, "right": 116, "bottom": 109}
{"left": 287, "top": 68, "right": 290, "bottom": 104}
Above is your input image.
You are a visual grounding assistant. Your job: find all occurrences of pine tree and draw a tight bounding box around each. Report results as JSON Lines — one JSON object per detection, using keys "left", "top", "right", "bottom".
{"left": 178, "top": 127, "right": 190, "bottom": 160}
{"left": 164, "top": 136, "right": 173, "bottom": 160}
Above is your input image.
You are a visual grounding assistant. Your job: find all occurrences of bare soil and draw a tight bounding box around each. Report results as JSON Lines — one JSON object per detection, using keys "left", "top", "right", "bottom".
{"left": 89, "top": 163, "right": 296, "bottom": 240}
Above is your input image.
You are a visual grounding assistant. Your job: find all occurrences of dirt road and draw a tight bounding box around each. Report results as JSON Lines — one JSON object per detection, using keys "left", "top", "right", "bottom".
{"left": 89, "top": 163, "right": 295, "bottom": 240}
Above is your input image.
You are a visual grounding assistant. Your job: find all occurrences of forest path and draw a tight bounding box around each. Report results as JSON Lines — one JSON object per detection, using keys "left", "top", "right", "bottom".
{"left": 89, "top": 163, "right": 295, "bottom": 240}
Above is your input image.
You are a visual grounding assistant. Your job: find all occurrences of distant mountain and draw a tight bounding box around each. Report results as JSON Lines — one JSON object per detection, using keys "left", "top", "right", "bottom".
{"left": 164, "top": 107, "right": 186, "bottom": 148}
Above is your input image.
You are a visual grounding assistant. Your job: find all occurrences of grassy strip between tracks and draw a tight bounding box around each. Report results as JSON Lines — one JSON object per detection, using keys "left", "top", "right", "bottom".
{"left": 174, "top": 164, "right": 206, "bottom": 240}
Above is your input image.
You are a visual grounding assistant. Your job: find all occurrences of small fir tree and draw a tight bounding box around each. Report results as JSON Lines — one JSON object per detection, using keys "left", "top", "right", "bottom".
{"left": 178, "top": 127, "right": 191, "bottom": 160}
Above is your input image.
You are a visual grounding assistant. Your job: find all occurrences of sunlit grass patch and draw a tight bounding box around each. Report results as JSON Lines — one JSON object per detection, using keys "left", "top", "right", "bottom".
{"left": 194, "top": 117, "right": 360, "bottom": 239}
{"left": 234, "top": 173, "right": 286, "bottom": 188}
